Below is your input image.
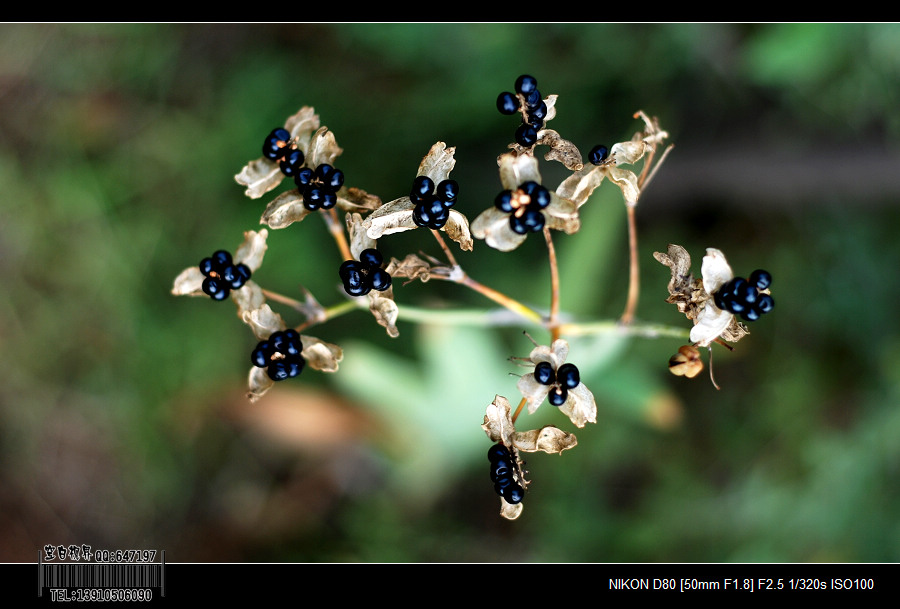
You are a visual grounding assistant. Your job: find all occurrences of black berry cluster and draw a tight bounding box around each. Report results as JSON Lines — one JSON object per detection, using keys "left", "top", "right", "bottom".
{"left": 410, "top": 175, "right": 459, "bottom": 230}
{"left": 714, "top": 269, "right": 775, "bottom": 322}
{"left": 534, "top": 361, "right": 580, "bottom": 406}
{"left": 487, "top": 443, "right": 524, "bottom": 505}
{"left": 496, "top": 74, "right": 547, "bottom": 147}
{"left": 495, "top": 180, "right": 552, "bottom": 235}
{"left": 339, "top": 248, "right": 392, "bottom": 297}
{"left": 263, "top": 128, "right": 306, "bottom": 177}
{"left": 588, "top": 144, "right": 609, "bottom": 165}
{"left": 199, "top": 250, "right": 251, "bottom": 301}
{"left": 251, "top": 329, "right": 305, "bottom": 381}
{"left": 295, "top": 163, "right": 344, "bottom": 211}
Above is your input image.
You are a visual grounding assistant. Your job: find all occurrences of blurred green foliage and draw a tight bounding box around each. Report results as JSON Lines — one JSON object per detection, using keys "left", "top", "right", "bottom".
{"left": 1, "top": 23, "right": 899, "bottom": 563}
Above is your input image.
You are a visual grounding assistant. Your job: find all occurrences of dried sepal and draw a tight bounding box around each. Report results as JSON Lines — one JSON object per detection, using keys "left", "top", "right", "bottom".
{"left": 242, "top": 303, "right": 286, "bottom": 340}
{"left": 368, "top": 287, "right": 399, "bottom": 338}
{"left": 234, "top": 229, "right": 268, "bottom": 272}
{"left": 283, "top": 106, "right": 320, "bottom": 138}
{"left": 305, "top": 127, "right": 344, "bottom": 169}
{"left": 232, "top": 280, "right": 266, "bottom": 318}
{"left": 417, "top": 141, "right": 456, "bottom": 185}
{"left": 471, "top": 207, "right": 527, "bottom": 252}
{"left": 260, "top": 190, "right": 312, "bottom": 229}
{"left": 346, "top": 213, "right": 376, "bottom": 260}
{"left": 497, "top": 151, "right": 541, "bottom": 186}
{"left": 338, "top": 187, "right": 382, "bottom": 212}
{"left": 234, "top": 158, "right": 283, "bottom": 200}
{"left": 654, "top": 244, "right": 703, "bottom": 319}
{"left": 512, "top": 425, "right": 578, "bottom": 455}
{"left": 538, "top": 128, "right": 583, "bottom": 171}
{"left": 247, "top": 366, "right": 275, "bottom": 403}
{"left": 481, "top": 395, "right": 517, "bottom": 448}
{"left": 300, "top": 335, "right": 343, "bottom": 373}
{"left": 386, "top": 254, "right": 434, "bottom": 284}
{"left": 171, "top": 266, "right": 205, "bottom": 297}
{"left": 668, "top": 345, "right": 703, "bottom": 378}
{"left": 500, "top": 499, "right": 524, "bottom": 521}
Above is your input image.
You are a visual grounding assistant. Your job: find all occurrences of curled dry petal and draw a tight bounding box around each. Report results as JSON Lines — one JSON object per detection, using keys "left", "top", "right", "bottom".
{"left": 284, "top": 106, "right": 320, "bottom": 140}
{"left": 544, "top": 195, "right": 580, "bottom": 234}
{"left": 471, "top": 207, "right": 528, "bottom": 252}
{"left": 260, "top": 190, "right": 312, "bottom": 229}
{"left": 481, "top": 395, "right": 516, "bottom": 447}
{"left": 610, "top": 140, "right": 649, "bottom": 166}
{"left": 559, "top": 382, "right": 597, "bottom": 429}
{"left": 517, "top": 374, "right": 551, "bottom": 415}
{"left": 690, "top": 303, "right": 734, "bottom": 347}
{"left": 247, "top": 366, "right": 275, "bottom": 403}
{"left": 338, "top": 187, "right": 382, "bottom": 212}
{"left": 232, "top": 281, "right": 266, "bottom": 319}
{"left": 498, "top": 152, "right": 541, "bottom": 190}
{"left": 386, "top": 254, "right": 433, "bottom": 284}
{"left": 242, "top": 303, "right": 286, "bottom": 340}
{"left": 606, "top": 166, "right": 641, "bottom": 207}
{"left": 234, "top": 229, "right": 268, "bottom": 272}
{"left": 365, "top": 198, "right": 474, "bottom": 249}
{"left": 346, "top": 213, "right": 376, "bottom": 260}
{"left": 700, "top": 248, "right": 733, "bottom": 295}
{"left": 500, "top": 499, "right": 524, "bottom": 521}
{"left": 368, "top": 288, "right": 399, "bottom": 338}
{"left": 538, "top": 129, "right": 584, "bottom": 171}
{"left": 556, "top": 165, "right": 607, "bottom": 208}
{"left": 513, "top": 425, "right": 578, "bottom": 454}
{"left": 306, "top": 127, "right": 343, "bottom": 169}
{"left": 234, "top": 159, "right": 283, "bottom": 200}
{"left": 654, "top": 244, "right": 704, "bottom": 319}
{"left": 171, "top": 266, "right": 204, "bottom": 297}
{"left": 417, "top": 141, "right": 456, "bottom": 184}
{"left": 300, "top": 335, "right": 343, "bottom": 372}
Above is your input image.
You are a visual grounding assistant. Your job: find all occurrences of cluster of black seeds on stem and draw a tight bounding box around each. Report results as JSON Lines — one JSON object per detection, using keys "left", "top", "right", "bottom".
{"left": 410, "top": 175, "right": 459, "bottom": 230}
{"left": 496, "top": 74, "right": 547, "bottom": 147}
{"left": 339, "top": 248, "right": 392, "bottom": 297}
{"left": 263, "top": 128, "right": 305, "bottom": 177}
{"left": 714, "top": 269, "right": 775, "bottom": 322}
{"left": 534, "top": 361, "right": 580, "bottom": 406}
{"left": 199, "top": 250, "right": 251, "bottom": 301}
{"left": 251, "top": 329, "right": 305, "bottom": 381}
{"left": 495, "top": 180, "right": 552, "bottom": 235}
{"left": 295, "top": 163, "right": 344, "bottom": 211}
{"left": 488, "top": 444, "right": 524, "bottom": 505}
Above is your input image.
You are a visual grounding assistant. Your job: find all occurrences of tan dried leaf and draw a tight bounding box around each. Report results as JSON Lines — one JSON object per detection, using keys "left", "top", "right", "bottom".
{"left": 654, "top": 244, "right": 702, "bottom": 319}
{"left": 368, "top": 287, "right": 399, "bottom": 338}
{"left": 300, "top": 335, "right": 343, "bottom": 372}
{"left": 362, "top": 198, "right": 416, "bottom": 239}
{"left": 386, "top": 254, "right": 433, "bottom": 284}
{"left": 513, "top": 425, "right": 578, "bottom": 454}
{"left": 284, "top": 106, "right": 320, "bottom": 139}
{"left": 232, "top": 281, "right": 266, "bottom": 318}
{"left": 556, "top": 165, "right": 607, "bottom": 208}
{"left": 235, "top": 158, "right": 283, "bottom": 200}
{"left": 171, "top": 266, "right": 204, "bottom": 297}
{"left": 260, "top": 190, "right": 312, "bottom": 229}
{"left": 538, "top": 129, "right": 584, "bottom": 171}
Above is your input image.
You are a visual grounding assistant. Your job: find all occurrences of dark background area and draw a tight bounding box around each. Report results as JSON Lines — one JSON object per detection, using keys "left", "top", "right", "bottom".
{"left": 2, "top": 23, "right": 900, "bottom": 563}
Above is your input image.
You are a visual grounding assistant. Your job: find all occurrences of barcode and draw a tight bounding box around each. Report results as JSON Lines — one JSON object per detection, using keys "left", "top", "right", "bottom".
{"left": 41, "top": 564, "right": 162, "bottom": 588}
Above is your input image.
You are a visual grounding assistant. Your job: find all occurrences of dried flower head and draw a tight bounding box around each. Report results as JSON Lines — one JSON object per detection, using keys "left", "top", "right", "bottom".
{"left": 471, "top": 153, "right": 578, "bottom": 252}
{"left": 515, "top": 338, "right": 597, "bottom": 428}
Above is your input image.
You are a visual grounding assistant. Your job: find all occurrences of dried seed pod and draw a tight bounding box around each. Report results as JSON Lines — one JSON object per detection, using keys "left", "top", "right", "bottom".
{"left": 668, "top": 345, "right": 703, "bottom": 378}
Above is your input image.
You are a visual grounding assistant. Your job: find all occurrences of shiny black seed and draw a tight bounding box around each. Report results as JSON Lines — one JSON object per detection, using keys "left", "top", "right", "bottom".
{"left": 411, "top": 175, "right": 435, "bottom": 200}
{"left": 211, "top": 250, "right": 232, "bottom": 268}
{"left": 502, "top": 484, "right": 525, "bottom": 504}
{"left": 267, "top": 360, "right": 294, "bottom": 381}
{"left": 359, "top": 248, "right": 383, "bottom": 268}
{"left": 251, "top": 341, "right": 272, "bottom": 368}
{"left": 534, "top": 361, "right": 555, "bottom": 385}
{"left": 495, "top": 191, "right": 514, "bottom": 213}
{"left": 278, "top": 149, "right": 305, "bottom": 176}
{"left": 548, "top": 386, "right": 568, "bottom": 406}
{"left": 497, "top": 91, "right": 519, "bottom": 115}
{"left": 223, "top": 263, "right": 251, "bottom": 289}
{"left": 320, "top": 192, "right": 337, "bottom": 210}
{"left": 515, "top": 75, "right": 538, "bottom": 96}
{"left": 589, "top": 145, "right": 609, "bottom": 165}
{"left": 339, "top": 260, "right": 362, "bottom": 279}
{"left": 199, "top": 257, "right": 214, "bottom": 276}
{"left": 557, "top": 363, "right": 580, "bottom": 389}
{"left": 529, "top": 100, "right": 547, "bottom": 121}
{"left": 202, "top": 276, "right": 229, "bottom": 301}
{"left": 370, "top": 268, "right": 392, "bottom": 291}
{"left": 532, "top": 186, "right": 551, "bottom": 209}
{"left": 524, "top": 88, "right": 542, "bottom": 108}
{"left": 522, "top": 208, "right": 545, "bottom": 232}
{"left": 749, "top": 269, "right": 772, "bottom": 291}
{"left": 509, "top": 214, "right": 528, "bottom": 235}
{"left": 757, "top": 293, "right": 775, "bottom": 314}
{"left": 488, "top": 443, "right": 511, "bottom": 462}
{"left": 515, "top": 123, "right": 538, "bottom": 147}
{"left": 262, "top": 128, "right": 291, "bottom": 161}
{"left": 436, "top": 179, "right": 458, "bottom": 203}
{"left": 303, "top": 187, "right": 326, "bottom": 210}
{"left": 741, "top": 306, "right": 762, "bottom": 322}
{"left": 342, "top": 270, "right": 371, "bottom": 296}
{"left": 295, "top": 167, "right": 314, "bottom": 188}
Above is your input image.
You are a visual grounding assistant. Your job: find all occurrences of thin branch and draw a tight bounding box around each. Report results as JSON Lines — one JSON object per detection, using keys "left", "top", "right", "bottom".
{"left": 511, "top": 397, "right": 528, "bottom": 424}
{"left": 322, "top": 208, "right": 353, "bottom": 261}
{"left": 620, "top": 205, "right": 640, "bottom": 325}
{"left": 544, "top": 226, "right": 560, "bottom": 342}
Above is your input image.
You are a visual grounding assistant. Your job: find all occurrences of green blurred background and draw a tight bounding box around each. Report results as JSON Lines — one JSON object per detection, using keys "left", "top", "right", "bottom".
{"left": 2, "top": 23, "right": 900, "bottom": 563}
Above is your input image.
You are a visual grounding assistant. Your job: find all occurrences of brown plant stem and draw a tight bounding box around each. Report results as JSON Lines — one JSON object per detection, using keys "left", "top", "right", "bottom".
{"left": 322, "top": 208, "right": 353, "bottom": 261}
{"left": 544, "top": 226, "right": 560, "bottom": 342}
{"left": 430, "top": 229, "right": 459, "bottom": 268}
{"left": 511, "top": 397, "right": 528, "bottom": 424}
{"left": 620, "top": 205, "right": 640, "bottom": 325}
